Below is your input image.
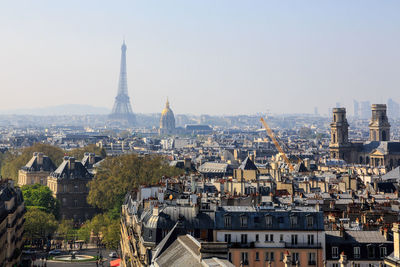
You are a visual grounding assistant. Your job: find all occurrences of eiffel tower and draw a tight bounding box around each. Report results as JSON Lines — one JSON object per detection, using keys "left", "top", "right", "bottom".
{"left": 109, "top": 40, "right": 136, "bottom": 125}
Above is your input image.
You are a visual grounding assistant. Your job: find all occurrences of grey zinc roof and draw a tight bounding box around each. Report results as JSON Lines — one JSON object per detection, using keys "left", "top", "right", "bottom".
{"left": 326, "top": 230, "right": 391, "bottom": 244}
{"left": 198, "top": 162, "right": 228, "bottom": 173}
{"left": 383, "top": 166, "right": 400, "bottom": 181}
{"left": 154, "top": 235, "right": 202, "bottom": 267}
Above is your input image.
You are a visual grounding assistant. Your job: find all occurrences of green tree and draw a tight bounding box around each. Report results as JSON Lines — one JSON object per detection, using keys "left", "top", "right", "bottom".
{"left": 77, "top": 222, "right": 91, "bottom": 243}
{"left": 88, "top": 213, "right": 120, "bottom": 249}
{"left": 102, "top": 218, "right": 120, "bottom": 250}
{"left": 24, "top": 208, "right": 58, "bottom": 244}
{"left": 67, "top": 144, "right": 107, "bottom": 161}
{"left": 1, "top": 143, "right": 64, "bottom": 181}
{"left": 87, "top": 154, "right": 183, "bottom": 211}
{"left": 21, "top": 184, "right": 60, "bottom": 218}
{"left": 57, "top": 219, "right": 75, "bottom": 241}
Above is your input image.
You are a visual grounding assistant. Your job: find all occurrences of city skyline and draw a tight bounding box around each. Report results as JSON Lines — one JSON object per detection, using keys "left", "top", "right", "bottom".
{"left": 1, "top": 0, "right": 400, "bottom": 115}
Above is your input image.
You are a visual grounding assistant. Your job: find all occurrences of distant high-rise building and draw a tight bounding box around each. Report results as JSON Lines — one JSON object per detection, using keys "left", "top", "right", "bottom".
{"left": 109, "top": 41, "right": 136, "bottom": 125}
{"left": 360, "top": 101, "right": 370, "bottom": 119}
{"left": 388, "top": 98, "right": 400, "bottom": 119}
{"left": 353, "top": 100, "right": 359, "bottom": 118}
{"left": 314, "top": 107, "right": 318, "bottom": 116}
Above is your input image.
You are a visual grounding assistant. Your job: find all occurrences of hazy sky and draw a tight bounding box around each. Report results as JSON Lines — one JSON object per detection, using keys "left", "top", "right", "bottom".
{"left": 1, "top": 0, "right": 399, "bottom": 115}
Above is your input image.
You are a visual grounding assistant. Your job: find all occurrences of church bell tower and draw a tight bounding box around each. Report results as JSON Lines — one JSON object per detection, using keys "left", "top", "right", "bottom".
{"left": 330, "top": 108, "right": 351, "bottom": 161}
{"left": 369, "top": 104, "right": 390, "bottom": 141}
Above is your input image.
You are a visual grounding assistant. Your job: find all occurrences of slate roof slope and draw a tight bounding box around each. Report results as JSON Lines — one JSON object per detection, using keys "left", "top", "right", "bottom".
{"left": 198, "top": 162, "right": 229, "bottom": 173}
{"left": 21, "top": 152, "right": 56, "bottom": 172}
{"left": 50, "top": 157, "right": 92, "bottom": 179}
{"left": 238, "top": 157, "right": 257, "bottom": 170}
{"left": 362, "top": 141, "right": 400, "bottom": 155}
{"left": 326, "top": 230, "right": 391, "bottom": 244}
{"left": 383, "top": 166, "right": 400, "bottom": 180}
{"left": 81, "top": 152, "right": 103, "bottom": 169}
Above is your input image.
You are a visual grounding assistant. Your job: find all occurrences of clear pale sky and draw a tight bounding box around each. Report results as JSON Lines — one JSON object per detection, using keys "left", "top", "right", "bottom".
{"left": 1, "top": 0, "right": 399, "bottom": 115}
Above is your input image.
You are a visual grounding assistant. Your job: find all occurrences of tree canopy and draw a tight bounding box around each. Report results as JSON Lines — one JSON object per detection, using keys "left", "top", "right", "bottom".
{"left": 24, "top": 208, "right": 58, "bottom": 243}
{"left": 67, "top": 144, "right": 107, "bottom": 161}
{"left": 21, "top": 184, "right": 59, "bottom": 218}
{"left": 88, "top": 154, "right": 183, "bottom": 211}
{"left": 1, "top": 143, "right": 65, "bottom": 181}
{"left": 0, "top": 143, "right": 107, "bottom": 181}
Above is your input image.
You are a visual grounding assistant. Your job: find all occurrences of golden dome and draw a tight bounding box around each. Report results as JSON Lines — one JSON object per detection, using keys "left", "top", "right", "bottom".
{"left": 160, "top": 98, "right": 175, "bottom": 131}
{"left": 161, "top": 99, "right": 171, "bottom": 116}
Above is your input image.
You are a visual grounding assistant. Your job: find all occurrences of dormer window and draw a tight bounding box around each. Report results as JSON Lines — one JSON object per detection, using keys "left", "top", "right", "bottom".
{"left": 290, "top": 215, "right": 298, "bottom": 228}
{"left": 265, "top": 215, "right": 273, "bottom": 227}
{"left": 224, "top": 215, "right": 231, "bottom": 228}
{"left": 306, "top": 215, "right": 314, "bottom": 228}
{"left": 240, "top": 215, "right": 248, "bottom": 228}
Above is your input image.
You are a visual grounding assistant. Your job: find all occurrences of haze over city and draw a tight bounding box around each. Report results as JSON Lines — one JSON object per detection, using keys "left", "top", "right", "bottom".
{"left": 1, "top": 0, "right": 400, "bottom": 115}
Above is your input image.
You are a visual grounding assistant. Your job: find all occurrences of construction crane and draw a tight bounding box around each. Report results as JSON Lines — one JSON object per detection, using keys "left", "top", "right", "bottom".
{"left": 260, "top": 117, "right": 295, "bottom": 172}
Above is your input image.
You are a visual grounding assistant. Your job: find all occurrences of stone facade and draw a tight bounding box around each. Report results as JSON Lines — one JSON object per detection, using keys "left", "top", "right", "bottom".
{"left": 47, "top": 156, "right": 97, "bottom": 222}
{"left": 18, "top": 152, "right": 56, "bottom": 187}
{"left": 0, "top": 180, "right": 25, "bottom": 267}
{"left": 330, "top": 104, "right": 400, "bottom": 169}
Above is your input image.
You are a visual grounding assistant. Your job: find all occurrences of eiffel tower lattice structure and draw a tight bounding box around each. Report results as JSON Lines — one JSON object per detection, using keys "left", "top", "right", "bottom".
{"left": 109, "top": 41, "right": 136, "bottom": 125}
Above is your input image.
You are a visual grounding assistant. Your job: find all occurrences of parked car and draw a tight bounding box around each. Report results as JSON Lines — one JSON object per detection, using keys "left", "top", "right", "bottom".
{"left": 109, "top": 252, "right": 118, "bottom": 258}
{"left": 49, "top": 249, "right": 62, "bottom": 256}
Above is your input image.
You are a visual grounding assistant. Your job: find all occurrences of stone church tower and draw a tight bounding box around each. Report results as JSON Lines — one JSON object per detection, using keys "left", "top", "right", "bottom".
{"left": 329, "top": 108, "right": 351, "bottom": 161}
{"left": 369, "top": 104, "right": 390, "bottom": 141}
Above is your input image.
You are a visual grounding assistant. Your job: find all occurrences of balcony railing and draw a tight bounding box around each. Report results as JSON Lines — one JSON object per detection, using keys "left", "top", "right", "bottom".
{"left": 285, "top": 242, "right": 322, "bottom": 248}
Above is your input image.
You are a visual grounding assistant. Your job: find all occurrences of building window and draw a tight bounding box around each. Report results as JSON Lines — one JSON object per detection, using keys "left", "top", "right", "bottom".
{"left": 291, "top": 234, "right": 298, "bottom": 245}
{"left": 74, "top": 185, "right": 78, "bottom": 192}
{"left": 265, "top": 234, "right": 273, "bottom": 242}
{"left": 332, "top": 264, "right": 339, "bottom": 267}
{"left": 240, "top": 216, "right": 248, "bottom": 228}
{"left": 265, "top": 215, "right": 272, "bottom": 227}
{"left": 255, "top": 234, "right": 259, "bottom": 242}
{"left": 292, "top": 252, "right": 299, "bottom": 265}
{"left": 224, "top": 215, "right": 231, "bottom": 227}
{"left": 280, "top": 252, "right": 284, "bottom": 261}
{"left": 241, "top": 234, "right": 247, "bottom": 244}
{"left": 62, "top": 198, "right": 67, "bottom": 205}
{"left": 241, "top": 252, "right": 248, "bottom": 265}
{"left": 307, "top": 216, "right": 314, "bottom": 228}
{"left": 368, "top": 246, "right": 375, "bottom": 258}
{"left": 308, "top": 252, "right": 316, "bottom": 265}
{"left": 149, "top": 230, "right": 152, "bottom": 238}
{"left": 380, "top": 246, "right": 387, "bottom": 258}
{"left": 332, "top": 247, "right": 339, "bottom": 258}
{"left": 254, "top": 216, "right": 260, "bottom": 224}
{"left": 255, "top": 252, "right": 260, "bottom": 261}
{"left": 354, "top": 247, "right": 360, "bottom": 259}
{"left": 63, "top": 184, "right": 67, "bottom": 192}
{"left": 290, "top": 216, "right": 298, "bottom": 227}
{"left": 74, "top": 199, "right": 78, "bottom": 207}
{"left": 280, "top": 234, "right": 284, "bottom": 242}
{"left": 307, "top": 234, "right": 314, "bottom": 245}
{"left": 228, "top": 252, "right": 231, "bottom": 262}
{"left": 224, "top": 234, "right": 231, "bottom": 243}
{"left": 270, "top": 252, "right": 274, "bottom": 261}
{"left": 354, "top": 264, "right": 360, "bottom": 267}
{"left": 278, "top": 216, "right": 284, "bottom": 223}
{"left": 40, "top": 178, "right": 44, "bottom": 185}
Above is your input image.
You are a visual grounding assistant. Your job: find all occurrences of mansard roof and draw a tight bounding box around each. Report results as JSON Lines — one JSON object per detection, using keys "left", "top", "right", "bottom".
{"left": 21, "top": 152, "right": 56, "bottom": 172}
{"left": 50, "top": 157, "right": 92, "bottom": 179}
{"left": 81, "top": 152, "right": 103, "bottom": 169}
